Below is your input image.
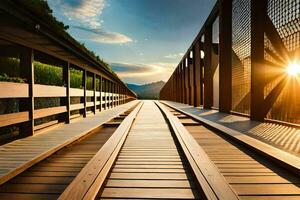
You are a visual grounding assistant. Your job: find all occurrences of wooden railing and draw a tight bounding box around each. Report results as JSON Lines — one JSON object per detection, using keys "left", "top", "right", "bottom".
{"left": 0, "top": 80, "right": 133, "bottom": 138}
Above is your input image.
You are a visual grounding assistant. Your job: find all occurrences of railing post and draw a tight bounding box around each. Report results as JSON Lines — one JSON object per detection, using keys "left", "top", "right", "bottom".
{"left": 63, "top": 62, "right": 70, "bottom": 123}
{"left": 83, "top": 69, "right": 87, "bottom": 118}
{"left": 189, "top": 51, "right": 194, "bottom": 106}
{"left": 251, "top": 0, "right": 267, "bottom": 121}
{"left": 219, "top": 0, "right": 232, "bottom": 113}
{"left": 104, "top": 79, "right": 107, "bottom": 110}
{"left": 93, "top": 73, "right": 97, "bottom": 114}
{"left": 20, "top": 48, "right": 34, "bottom": 137}
{"left": 99, "top": 76, "right": 102, "bottom": 112}
{"left": 194, "top": 42, "right": 201, "bottom": 107}
{"left": 185, "top": 58, "right": 190, "bottom": 105}
{"left": 204, "top": 25, "right": 213, "bottom": 109}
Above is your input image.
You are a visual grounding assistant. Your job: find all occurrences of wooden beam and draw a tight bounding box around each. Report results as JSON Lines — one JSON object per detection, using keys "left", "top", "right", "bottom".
{"left": 63, "top": 62, "right": 70, "bottom": 123}
{"left": 250, "top": 0, "right": 267, "bottom": 121}
{"left": 100, "top": 76, "right": 102, "bottom": 111}
{"left": 93, "top": 73, "right": 97, "bottom": 114}
{"left": 204, "top": 25, "right": 213, "bottom": 109}
{"left": 83, "top": 69, "right": 87, "bottom": 118}
{"left": 19, "top": 48, "right": 34, "bottom": 137}
{"left": 219, "top": 0, "right": 232, "bottom": 112}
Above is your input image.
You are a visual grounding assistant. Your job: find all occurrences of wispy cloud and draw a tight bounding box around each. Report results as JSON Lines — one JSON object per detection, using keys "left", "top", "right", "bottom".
{"left": 72, "top": 26, "right": 132, "bottom": 44}
{"left": 164, "top": 53, "right": 184, "bottom": 59}
{"left": 111, "top": 62, "right": 176, "bottom": 84}
{"left": 58, "top": 0, "right": 106, "bottom": 28}
{"left": 52, "top": 0, "right": 133, "bottom": 44}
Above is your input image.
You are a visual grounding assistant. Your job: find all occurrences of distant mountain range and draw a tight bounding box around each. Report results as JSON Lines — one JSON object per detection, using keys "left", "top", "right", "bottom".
{"left": 127, "top": 81, "right": 165, "bottom": 99}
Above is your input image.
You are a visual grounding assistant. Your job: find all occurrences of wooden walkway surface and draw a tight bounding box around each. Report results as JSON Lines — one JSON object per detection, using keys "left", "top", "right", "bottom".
{"left": 163, "top": 103, "right": 300, "bottom": 200}
{"left": 98, "top": 101, "right": 200, "bottom": 199}
{"left": 162, "top": 101, "right": 300, "bottom": 174}
{"left": 0, "top": 100, "right": 299, "bottom": 200}
{"left": 0, "top": 100, "right": 139, "bottom": 185}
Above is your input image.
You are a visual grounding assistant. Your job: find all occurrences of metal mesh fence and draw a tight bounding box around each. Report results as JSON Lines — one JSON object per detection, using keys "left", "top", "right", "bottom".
{"left": 265, "top": 0, "right": 300, "bottom": 123}
{"left": 231, "top": 0, "right": 251, "bottom": 115}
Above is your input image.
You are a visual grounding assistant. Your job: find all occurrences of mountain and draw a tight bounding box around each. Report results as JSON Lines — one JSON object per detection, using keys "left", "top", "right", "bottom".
{"left": 127, "top": 81, "right": 165, "bottom": 99}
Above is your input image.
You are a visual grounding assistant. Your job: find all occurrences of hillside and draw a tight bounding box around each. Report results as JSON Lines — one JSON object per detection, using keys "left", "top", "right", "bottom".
{"left": 127, "top": 81, "right": 165, "bottom": 99}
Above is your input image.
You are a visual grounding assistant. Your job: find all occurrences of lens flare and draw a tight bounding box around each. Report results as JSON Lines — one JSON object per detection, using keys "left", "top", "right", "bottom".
{"left": 286, "top": 62, "right": 300, "bottom": 76}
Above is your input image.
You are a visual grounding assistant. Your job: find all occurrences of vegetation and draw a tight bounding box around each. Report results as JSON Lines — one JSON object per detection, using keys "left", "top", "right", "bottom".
{"left": 34, "top": 62, "right": 63, "bottom": 86}
{"left": 0, "top": 74, "right": 25, "bottom": 83}
{"left": 14, "top": 0, "right": 113, "bottom": 74}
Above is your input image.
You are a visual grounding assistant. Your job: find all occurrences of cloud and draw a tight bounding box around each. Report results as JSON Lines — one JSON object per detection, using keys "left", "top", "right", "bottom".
{"left": 72, "top": 26, "right": 132, "bottom": 44}
{"left": 57, "top": 0, "right": 106, "bottom": 28}
{"left": 110, "top": 62, "right": 176, "bottom": 84}
{"left": 164, "top": 53, "right": 184, "bottom": 59}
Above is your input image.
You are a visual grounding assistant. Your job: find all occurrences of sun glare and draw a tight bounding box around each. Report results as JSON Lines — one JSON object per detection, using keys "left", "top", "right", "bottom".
{"left": 286, "top": 62, "right": 300, "bottom": 76}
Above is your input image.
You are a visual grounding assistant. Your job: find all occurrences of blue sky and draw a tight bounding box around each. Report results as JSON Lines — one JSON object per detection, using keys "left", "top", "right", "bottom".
{"left": 47, "top": 0, "right": 216, "bottom": 84}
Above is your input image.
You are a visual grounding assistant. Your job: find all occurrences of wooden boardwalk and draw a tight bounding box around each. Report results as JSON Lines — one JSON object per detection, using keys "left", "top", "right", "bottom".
{"left": 0, "top": 100, "right": 299, "bottom": 200}
{"left": 162, "top": 101, "right": 300, "bottom": 157}
{"left": 98, "top": 101, "right": 200, "bottom": 199}
{"left": 163, "top": 103, "right": 300, "bottom": 200}
{"left": 0, "top": 100, "right": 139, "bottom": 185}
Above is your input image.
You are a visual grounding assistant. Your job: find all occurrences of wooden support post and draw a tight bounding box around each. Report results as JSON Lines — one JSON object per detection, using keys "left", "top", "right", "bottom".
{"left": 194, "top": 42, "right": 201, "bottom": 107}
{"left": 93, "top": 73, "right": 97, "bottom": 114}
{"left": 182, "top": 63, "right": 185, "bottom": 104}
{"left": 200, "top": 41, "right": 204, "bottom": 106}
{"left": 83, "top": 70, "right": 87, "bottom": 118}
{"left": 103, "top": 79, "right": 106, "bottom": 110}
{"left": 219, "top": 0, "right": 232, "bottom": 113}
{"left": 108, "top": 81, "right": 111, "bottom": 109}
{"left": 204, "top": 25, "right": 213, "bottom": 109}
{"left": 185, "top": 58, "right": 190, "bottom": 105}
{"left": 99, "top": 76, "right": 102, "bottom": 111}
{"left": 189, "top": 50, "right": 195, "bottom": 106}
{"left": 118, "top": 85, "right": 120, "bottom": 106}
{"left": 251, "top": 0, "right": 267, "bottom": 121}
{"left": 19, "top": 48, "right": 34, "bottom": 137}
{"left": 63, "top": 62, "right": 70, "bottom": 123}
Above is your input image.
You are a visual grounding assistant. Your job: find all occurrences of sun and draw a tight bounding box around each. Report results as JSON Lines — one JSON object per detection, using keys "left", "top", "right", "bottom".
{"left": 286, "top": 61, "right": 300, "bottom": 76}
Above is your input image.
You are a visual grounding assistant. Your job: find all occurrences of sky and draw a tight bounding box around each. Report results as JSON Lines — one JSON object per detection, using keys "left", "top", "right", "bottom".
{"left": 47, "top": 0, "right": 216, "bottom": 85}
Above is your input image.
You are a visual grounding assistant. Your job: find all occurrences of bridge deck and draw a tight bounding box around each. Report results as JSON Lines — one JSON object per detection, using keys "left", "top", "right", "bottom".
{"left": 98, "top": 101, "right": 200, "bottom": 199}
{"left": 0, "top": 100, "right": 139, "bottom": 185}
{"left": 162, "top": 101, "right": 300, "bottom": 173}
{"left": 163, "top": 104, "right": 300, "bottom": 200}
{"left": 0, "top": 100, "right": 299, "bottom": 200}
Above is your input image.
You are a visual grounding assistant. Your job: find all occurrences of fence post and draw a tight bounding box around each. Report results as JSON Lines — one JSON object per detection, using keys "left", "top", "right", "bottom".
{"left": 219, "top": 0, "right": 232, "bottom": 113}
{"left": 204, "top": 25, "right": 213, "bottom": 109}
{"left": 83, "top": 69, "right": 87, "bottom": 117}
{"left": 251, "top": 0, "right": 267, "bottom": 121}
{"left": 99, "top": 76, "right": 102, "bottom": 111}
{"left": 20, "top": 48, "right": 34, "bottom": 137}
{"left": 63, "top": 62, "right": 70, "bottom": 123}
{"left": 93, "top": 73, "right": 97, "bottom": 114}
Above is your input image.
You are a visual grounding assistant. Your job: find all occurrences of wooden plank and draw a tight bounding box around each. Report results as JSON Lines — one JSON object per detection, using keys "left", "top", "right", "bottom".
{"left": 0, "top": 111, "right": 29, "bottom": 127}
{"left": 0, "top": 82, "right": 29, "bottom": 98}
{"left": 70, "top": 103, "right": 84, "bottom": 111}
{"left": 0, "top": 100, "right": 139, "bottom": 185}
{"left": 34, "top": 106, "right": 67, "bottom": 119}
{"left": 70, "top": 88, "right": 84, "bottom": 97}
{"left": 156, "top": 101, "right": 239, "bottom": 200}
{"left": 105, "top": 179, "right": 193, "bottom": 188}
{"left": 100, "top": 188, "right": 197, "bottom": 199}
{"left": 161, "top": 101, "right": 300, "bottom": 175}
{"left": 58, "top": 102, "right": 143, "bottom": 200}
{"left": 108, "top": 172, "right": 189, "bottom": 180}
{"left": 86, "top": 90, "right": 94, "bottom": 97}
{"left": 34, "top": 84, "right": 66, "bottom": 97}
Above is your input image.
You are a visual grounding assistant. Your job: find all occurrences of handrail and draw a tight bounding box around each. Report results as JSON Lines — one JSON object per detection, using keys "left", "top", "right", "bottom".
{"left": 58, "top": 101, "right": 143, "bottom": 200}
